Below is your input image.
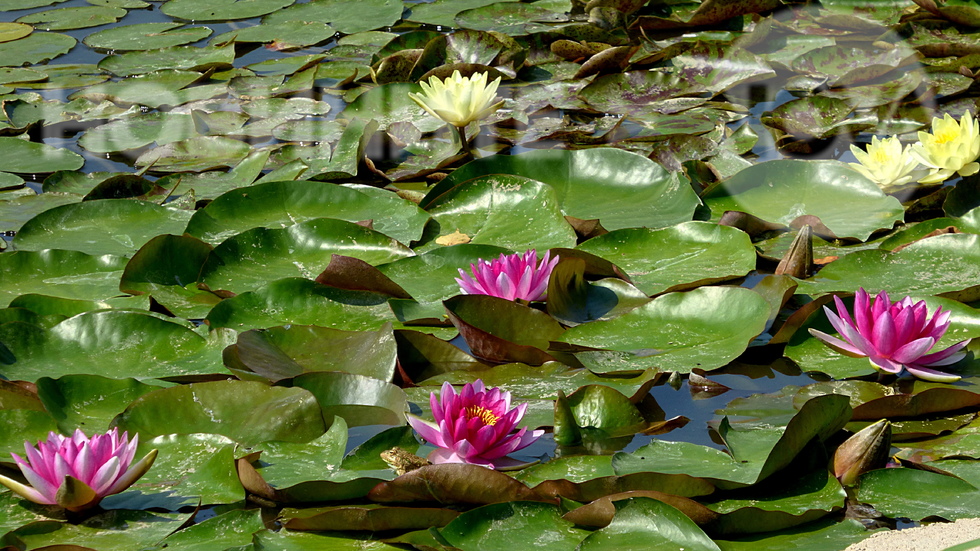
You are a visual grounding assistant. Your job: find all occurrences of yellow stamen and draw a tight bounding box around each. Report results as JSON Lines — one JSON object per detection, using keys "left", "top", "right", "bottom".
{"left": 465, "top": 405, "right": 500, "bottom": 426}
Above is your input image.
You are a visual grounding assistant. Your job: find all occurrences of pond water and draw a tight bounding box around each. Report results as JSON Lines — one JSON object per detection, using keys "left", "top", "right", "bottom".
{"left": 2, "top": 0, "right": 980, "bottom": 550}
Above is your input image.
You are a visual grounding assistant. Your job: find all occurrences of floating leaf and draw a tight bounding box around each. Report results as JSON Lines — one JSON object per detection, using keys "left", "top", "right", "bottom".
{"left": 420, "top": 174, "right": 577, "bottom": 253}
{"left": 576, "top": 222, "right": 756, "bottom": 296}
{"left": 0, "top": 249, "right": 127, "bottom": 307}
{"left": 185, "top": 180, "right": 428, "bottom": 246}
{"left": 225, "top": 324, "right": 396, "bottom": 382}
{"left": 704, "top": 160, "right": 905, "bottom": 241}
{"left": 161, "top": 0, "right": 296, "bottom": 21}
{"left": 424, "top": 148, "right": 700, "bottom": 231}
{"left": 199, "top": 218, "right": 413, "bottom": 294}
{"left": 0, "top": 32, "right": 75, "bottom": 66}
{"left": 83, "top": 22, "right": 213, "bottom": 51}
{"left": 14, "top": 200, "right": 193, "bottom": 257}
{"left": 0, "top": 136, "right": 84, "bottom": 173}
{"left": 113, "top": 380, "right": 326, "bottom": 445}
{"left": 560, "top": 287, "right": 770, "bottom": 374}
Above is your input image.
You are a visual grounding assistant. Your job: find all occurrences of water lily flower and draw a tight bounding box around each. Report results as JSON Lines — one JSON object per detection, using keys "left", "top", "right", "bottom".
{"left": 809, "top": 289, "right": 971, "bottom": 382}
{"left": 848, "top": 136, "right": 923, "bottom": 192}
{"left": 407, "top": 380, "right": 544, "bottom": 469}
{"left": 408, "top": 70, "right": 504, "bottom": 128}
{"left": 0, "top": 428, "right": 157, "bottom": 512}
{"left": 455, "top": 250, "right": 559, "bottom": 302}
{"left": 910, "top": 111, "right": 980, "bottom": 184}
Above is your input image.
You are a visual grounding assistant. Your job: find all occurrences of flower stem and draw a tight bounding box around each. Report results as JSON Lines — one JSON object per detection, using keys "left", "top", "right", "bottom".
{"left": 455, "top": 125, "right": 478, "bottom": 159}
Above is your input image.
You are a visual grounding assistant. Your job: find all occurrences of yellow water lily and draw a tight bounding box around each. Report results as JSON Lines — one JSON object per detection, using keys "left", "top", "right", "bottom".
{"left": 848, "top": 136, "right": 922, "bottom": 192}
{"left": 408, "top": 70, "right": 504, "bottom": 128}
{"left": 910, "top": 111, "right": 980, "bottom": 184}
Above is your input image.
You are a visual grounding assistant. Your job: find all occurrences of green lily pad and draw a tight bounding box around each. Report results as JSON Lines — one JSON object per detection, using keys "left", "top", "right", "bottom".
{"left": 150, "top": 508, "right": 263, "bottom": 549}
{"left": 292, "top": 371, "right": 408, "bottom": 427}
{"left": 339, "top": 82, "right": 445, "bottom": 133}
{"left": 204, "top": 277, "right": 395, "bottom": 332}
{"left": 454, "top": 0, "right": 571, "bottom": 34}
{"left": 161, "top": 0, "right": 296, "bottom": 21}
{"left": 136, "top": 136, "right": 251, "bottom": 173}
{"left": 198, "top": 218, "right": 412, "bottom": 294}
{"left": 857, "top": 467, "right": 980, "bottom": 521}
{"left": 0, "top": 137, "right": 84, "bottom": 173}
{"left": 376, "top": 244, "right": 511, "bottom": 303}
{"left": 576, "top": 222, "right": 756, "bottom": 296}
{"left": 425, "top": 148, "right": 700, "bottom": 231}
{"left": 83, "top": 23, "right": 213, "bottom": 51}
{"left": 111, "top": 433, "right": 245, "bottom": 508}
{"left": 0, "top": 192, "right": 82, "bottom": 233}
{"left": 406, "top": 0, "right": 518, "bottom": 27}
{"left": 0, "top": 311, "right": 213, "bottom": 382}
{"left": 99, "top": 42, "right": 235, "bottom": 77}
{"left": 703, "top": 159, "right": 905, "bottom": 241}
{"left": 14, "top": 200, "right": 193, "bottom": 257}
{"left": 0, "top": 23, "right": 33, "bottom": 42}
{"left": 35, "top": 374, "right": 166, "bottom": 433}
{"left": 15, "top": 6, "right": 127, "bottom": 30}
{"left": 577, "top": 497, "right": 719, "bottom": 550}
{"left": 419, "top": 174, "right": 577, "bottom": 253}
{"left": 10, "top": 510, "right": 188, "bottom": 550}
{"left": 0, "top": 32, "right": 75, "bottom": 67}
{"left": 113, "top": 379, "right": 326, "bottom": 445}
{"left": 704, "top": 471, "right": 845, "bottom": 536}
{"left": 560, "top": 287, "right": 770, "bottom": 374}
{"left": 580, "top": 71, "right": 708, "bottom": 117}
{"left": 262, "top": 0, "right": 402, "bottom": 34}
{"left": 613, "top": 395, "right": 851, "bottom": 489}
{"left": 796, "top": 233, "right": 980, "bottom": 299}
{"left": 440, "top": 501, "right": 588, "bottom": 551}
{"left": 0, "top": 409, "right": 60, "bottom": 456}
{"left": 0, "top": 249, "right": 127, "bottom": 307}
{"left": 715, "top": 518, "right": 878, "bottom": 551}
{"left": 420, "top": 361, "right": 660, "bottom": 401}
{"left": 225, "top": 324, "right": 396, "bottom": 382}
{"left": 185, "top": 180, "right": 428, "bottom": 246}
{"left": 212, "top": 20, "right": 335, "bottom": 49}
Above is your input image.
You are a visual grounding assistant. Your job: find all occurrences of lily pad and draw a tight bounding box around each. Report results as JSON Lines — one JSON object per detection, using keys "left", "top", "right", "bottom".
{"left": 185, "top": 180, "right": 428, "bottom": 246}
{"left": 0, "top": 32, "right": 75, "bottom": 66}
{"left": 113, "top": 379, "right": 326, "bottom": 445}
{"left": 559, "top": 287, "right": 771, "bottom": 374}
{"left": 419, "top": 174, "right": 577, "bottom": 253}
{"left": 262, "top": 0, "right": 402, "bottom": 34}
{"left": 198, "top": 218, "right": 413, "bottom": 294}
{"left": 424, "top": 148, "right": 700, "bottom": 231}
{"left": 161, "top": 0, "right": 296, "bottom": 21}
{"left": 0, "top": 249, "right": 127, "bottom": 307}
{"left": 204, "top": 277, "right": 395, "bottom": 332}
{"left": 0, "top": 136, "right": 84, "bottom": 173}
{"left": 0, "top": 310, "right": 213, "bottom": 382}
{"left": 575, "top": 222, "right": 756, "bottom": 296}
{"left": 225, "top": 324, "right": 396, "bottom": 382}
{"left": 14, "top": 200, "right": 193, "bottom": 257}
{"left": 703, "top": 160, "right": 905, "bottom": 241}
{"left": 795, "top": 233, "right": 980, "bottom": 299}
{"left": 15, "top": 6, "right": 127, "bottom": 31}
{"left": 83, "top": 23, "right": 213, "bottom": 51}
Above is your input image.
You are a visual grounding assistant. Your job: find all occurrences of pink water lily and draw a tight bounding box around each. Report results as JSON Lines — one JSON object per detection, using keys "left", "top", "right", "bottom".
{"left": 455, "top": 250, "right": 559, "bottom": 302}
{"left": 809, "top": 289, "right": 971, "bottom": 382}
{"left": 0, "top": 428, "right": 157, "bottom": 511}
{"left": 407, "top": 380, "right": 544, "bottom": 469}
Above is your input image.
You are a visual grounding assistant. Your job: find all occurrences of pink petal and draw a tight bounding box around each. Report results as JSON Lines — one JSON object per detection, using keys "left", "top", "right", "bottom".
{"left": 808, "top": 329, "right": 868, "bottom": 358}
{"left": 871, "top": 309, "right": 897, "bottom": 355}
{"left": 890, "top": 336, "right": 936, "bottom": 365}
{"left": 916, "top": 339, "right": 971, "bottom": 367}
{"left": 904, "top": 364, "right": 962, "bottom": 383}
{"left": 407, "top": 416, "right": 445, "bottom": 447}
